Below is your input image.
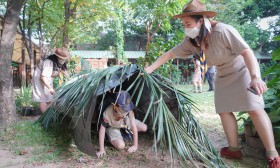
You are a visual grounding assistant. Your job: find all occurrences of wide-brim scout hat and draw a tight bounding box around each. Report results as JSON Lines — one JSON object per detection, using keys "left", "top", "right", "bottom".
{"left": 115, "top": 91, "right": 135, "bottom": 112}
{"left": 173, "top": 0, "right": 217, "bottom": 19}
{"left": 54, "top": 47, "right": 70, "bottom": 59}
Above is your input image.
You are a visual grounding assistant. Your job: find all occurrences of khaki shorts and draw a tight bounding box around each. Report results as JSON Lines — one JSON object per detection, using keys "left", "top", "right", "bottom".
{"left": 106, "top": 119, "right": 141, "bottom": 141}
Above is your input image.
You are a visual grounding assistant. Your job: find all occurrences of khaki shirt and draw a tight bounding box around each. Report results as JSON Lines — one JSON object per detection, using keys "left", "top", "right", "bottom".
{"left": 103, "top": 105, "right": 134, "bottom": 128}
{"left": 171, "top": 23, "right": 250, "bottom": 77}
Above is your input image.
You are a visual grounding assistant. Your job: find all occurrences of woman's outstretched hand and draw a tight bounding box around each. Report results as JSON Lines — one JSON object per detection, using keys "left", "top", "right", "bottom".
{"left": 144, "top": 66, "right": 153, "bottom": 74}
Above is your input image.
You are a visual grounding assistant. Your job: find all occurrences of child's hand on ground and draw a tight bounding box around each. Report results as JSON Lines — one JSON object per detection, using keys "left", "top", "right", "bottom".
{"left": 96, "top": 150, "right": 106, "bottom": 158}
{"left": 128, "top": 145, "right": 137, "bottom": 153}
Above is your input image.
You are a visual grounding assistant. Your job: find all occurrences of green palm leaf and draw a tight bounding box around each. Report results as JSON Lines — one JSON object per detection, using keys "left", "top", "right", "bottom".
{"left": 36, "top": 64, "right": 226, "bottom": 167}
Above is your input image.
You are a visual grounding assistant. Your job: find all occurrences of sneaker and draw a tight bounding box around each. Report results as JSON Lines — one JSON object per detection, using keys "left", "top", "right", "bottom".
{"left": 220, "top": 147, "right": 243, "bottom": 160}
{"left": 267, "top": 156, "right": 280, "bottom": 168}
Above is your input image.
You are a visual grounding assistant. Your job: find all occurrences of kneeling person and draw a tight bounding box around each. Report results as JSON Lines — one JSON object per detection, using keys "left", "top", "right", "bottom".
{"left": 97, "top": 91, "right": 147, "bottom": 157}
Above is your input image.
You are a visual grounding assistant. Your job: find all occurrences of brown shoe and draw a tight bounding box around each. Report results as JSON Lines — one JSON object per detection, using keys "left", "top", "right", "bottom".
{"left": 220, "top": 147, "right": 243, "bottom": 160}
{"left": 267, "top": 156, "right": 280, "bottom": 168}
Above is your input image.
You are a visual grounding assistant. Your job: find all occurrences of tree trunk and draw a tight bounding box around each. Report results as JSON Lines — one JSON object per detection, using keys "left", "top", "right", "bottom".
{"left": 27, "top": 13, "right": 34, "bottom": 78}
{"left": 115, "top": 8, "right": 125, "bottom": 63}
{"left": 20, "top": 5, "right": 35, "bottom": 79}
{"left": 63, "top": 0, "right": 71, "bottom": 47}
{"left": 145, "top": 20, "right": 162, "bottom": 55}
{"left": 21, "top": 47, "right": 26, "bottom": 87}
{"left": 63, "top": 0, "right": 78, "bottom": 48}
{"left": 0, "top": 0, "right": 25, "bottom": 128}
{"left": 145, "top": 24, "right": 150, "bottom": 55}
{"left": 38, "top": 20, "right": 46, "bottom": 59}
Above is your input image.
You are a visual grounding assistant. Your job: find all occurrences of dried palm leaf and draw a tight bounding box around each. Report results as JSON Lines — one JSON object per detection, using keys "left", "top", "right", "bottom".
{"left": 36, "top": 64, "right": 226, "bottom": 167}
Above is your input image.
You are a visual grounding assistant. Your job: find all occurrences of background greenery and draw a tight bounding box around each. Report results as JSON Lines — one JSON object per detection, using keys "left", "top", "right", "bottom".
{"left": 0, "top": 0, "right": 277, "bottom": 54}
{"left": 262, "top": 34, "right": 280, "bottom": 147}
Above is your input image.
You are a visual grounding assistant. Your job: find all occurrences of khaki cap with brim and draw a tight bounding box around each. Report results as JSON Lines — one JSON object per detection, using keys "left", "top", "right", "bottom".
{"left": 173, "top": 0, "right": 217, "bottom": 19}
{"left": 54, "top": 47, "right": 70, "bottom": 59}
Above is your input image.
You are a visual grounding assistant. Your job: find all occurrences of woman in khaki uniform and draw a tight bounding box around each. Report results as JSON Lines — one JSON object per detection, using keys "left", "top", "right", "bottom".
{"left": 32, "top": 47, "right": 69, "bottom": 113}
{"left": 145, "top": 0, "right": 279, "bottom": 167}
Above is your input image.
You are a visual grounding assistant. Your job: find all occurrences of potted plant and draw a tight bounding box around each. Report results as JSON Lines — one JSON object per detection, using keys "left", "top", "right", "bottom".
{"left": 15, "top": 86, "right": 40, "bottom": 116}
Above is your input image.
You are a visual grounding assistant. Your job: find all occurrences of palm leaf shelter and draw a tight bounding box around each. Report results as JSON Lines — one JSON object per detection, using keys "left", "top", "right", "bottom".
{"left": 37, "top": 64, "right": 226, "bottom": 167}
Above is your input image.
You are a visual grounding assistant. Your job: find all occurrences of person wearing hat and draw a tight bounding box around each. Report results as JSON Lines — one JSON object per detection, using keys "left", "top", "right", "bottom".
{"left": 145, "top": 0, "right": 279, "bottom": 167}
{"left": 32, "top": 47, "right": 70, "bottom": 113}
{"left": 96, "top": 91, "right": 147, "bottom": 158}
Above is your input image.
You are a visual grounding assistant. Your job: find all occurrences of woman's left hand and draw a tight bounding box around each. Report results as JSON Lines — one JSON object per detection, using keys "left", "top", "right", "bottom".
{"left": 127, "top": 145, "right": 137, "bottom": 153}
{"left": 249, "top": 78, "right": 267, "bottom": 96}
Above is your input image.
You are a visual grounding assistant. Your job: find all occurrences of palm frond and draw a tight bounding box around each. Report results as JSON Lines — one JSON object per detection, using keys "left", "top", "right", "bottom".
{"left": 36, "top": 64, "right": 226, "bottom": 167}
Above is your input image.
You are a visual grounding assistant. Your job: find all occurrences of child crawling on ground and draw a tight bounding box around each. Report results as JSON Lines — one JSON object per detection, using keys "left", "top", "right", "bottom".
{"left": 96, "top": 91, "right": 147, "bottom": 157}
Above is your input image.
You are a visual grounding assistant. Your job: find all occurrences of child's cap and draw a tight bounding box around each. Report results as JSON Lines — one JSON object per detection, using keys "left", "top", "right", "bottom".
{"left": 115, "top": 91, "right": 134, "bottom": 112}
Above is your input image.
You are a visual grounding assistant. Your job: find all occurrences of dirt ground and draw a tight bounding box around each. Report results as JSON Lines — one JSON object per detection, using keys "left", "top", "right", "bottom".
{"left": 0, "top": 127, "right": 200, "bottom": 168}
{"left": 0, "top": 117, "right": 267, "bottom": 168}
{"left": 0, "top": 89, "right": 269, "bottom": 168}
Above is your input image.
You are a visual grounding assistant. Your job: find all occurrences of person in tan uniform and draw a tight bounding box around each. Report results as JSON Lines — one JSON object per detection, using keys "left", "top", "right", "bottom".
{"left": 32, "top": 47, "right": 70, "bottom": 113}
{"left": 96, "top": 91, "right": 147, "bottom": 158}
{"left": 144, "top": 0, "right": 279, "bottom": 167}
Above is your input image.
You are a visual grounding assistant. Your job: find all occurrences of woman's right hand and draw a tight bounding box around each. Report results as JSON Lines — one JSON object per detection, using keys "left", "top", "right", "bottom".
{"left": 96, "top": 150, "right": 106, "bottom": 158}
{"left": 249, "top": 77, "right": 267, "bottom": 96}
{"left": 49, "top": 88, "right": 55, "bottom": 95}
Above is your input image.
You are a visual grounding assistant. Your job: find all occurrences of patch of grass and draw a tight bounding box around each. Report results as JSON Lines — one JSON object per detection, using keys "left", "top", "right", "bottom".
{"left": 176, "top": 84, "right": 218, "bottom": 128}
{"left": 177, "top": 84, "right": 247, "bottom": 134}
{"left": 176, "top": 84, "right": 215, "bottom": 110}
{"left": 236, "top": 112, "right": 250, "bottom": 133}
{"left": 230, "top": 161, "right": 241, "bottom": 167}
{"left": 1, "top": 120, "right": 74, "bottom": 164}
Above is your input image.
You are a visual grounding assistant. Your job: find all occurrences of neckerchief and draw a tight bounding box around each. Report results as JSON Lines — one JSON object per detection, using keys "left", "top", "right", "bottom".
{"left": 200, "top": 51, "right": 207, "bottom": 80}
{"left": 113, "top": 105, "right": 133, "bottom": 135}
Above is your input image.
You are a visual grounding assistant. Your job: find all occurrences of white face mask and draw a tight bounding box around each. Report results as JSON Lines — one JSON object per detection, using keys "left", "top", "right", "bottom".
{"left": 184, "top": 27, "right": 200, "bottom": 39}
{"left": 58, "top": 58, "right": 66, "bottom": 64}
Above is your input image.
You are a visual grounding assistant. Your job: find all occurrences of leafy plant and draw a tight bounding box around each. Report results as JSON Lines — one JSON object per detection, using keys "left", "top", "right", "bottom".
{"left": 53, "top": 75, "right": 67, "bottom": 89}
{"left": 138, "top": 29, "right": 185, "bottom": 83}
{"left": 69, "top": 55, "right": 81, "bottom": 75}
{"left": 236, "top": 35, "right": 280, "bottom": 140}
{"left": 15, "top": 86, "right": 39, "bottom": 115}
{"left": 171, "top": 64, "right": 182, "bottom": 84}
{"left": 262, "top": 34, "right": 280, "bottom": 146}
{"left": 15, "top": 86, "right": 38, "bottom": 108}
{"left": 236, "top": 112, "right": 251, "bottom": 133}
{"left": 260, "top": 60, "right": 277, "bottom": 81}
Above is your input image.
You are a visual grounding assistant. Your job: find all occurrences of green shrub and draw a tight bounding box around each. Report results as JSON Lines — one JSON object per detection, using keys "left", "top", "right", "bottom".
{"left": 262, "top": 34, "right": 280, "bottom": 147}
{"left": 260, "top": 60, "right": 277, "bottom": 81}
{"left": 137, "top": 29, "right": 185, "bottom": 82}
{"left": 236, "top": 35, "right": 280, "bottom": 147}
{"left": 15, "top": 86, "right": 39, "bottom": 111}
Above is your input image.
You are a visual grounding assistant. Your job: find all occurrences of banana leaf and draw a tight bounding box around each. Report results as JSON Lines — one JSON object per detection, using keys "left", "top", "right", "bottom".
{"left": 36, "top": 64, "right": 226, "bottom": 167}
